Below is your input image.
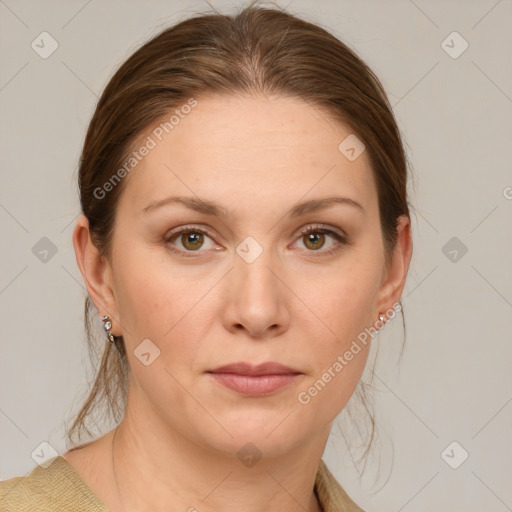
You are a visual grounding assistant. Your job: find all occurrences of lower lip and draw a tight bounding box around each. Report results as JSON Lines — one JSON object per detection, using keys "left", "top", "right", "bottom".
{"left": 208, "top": 372, "right": 301, "bottom": 396}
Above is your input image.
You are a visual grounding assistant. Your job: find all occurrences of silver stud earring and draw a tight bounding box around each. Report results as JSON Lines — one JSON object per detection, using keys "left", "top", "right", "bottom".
{"left": 378, "top": 314, "right": 387, "bottom": 331}
{"left": 101, "top": 315, "right": 116, "bottom": 344}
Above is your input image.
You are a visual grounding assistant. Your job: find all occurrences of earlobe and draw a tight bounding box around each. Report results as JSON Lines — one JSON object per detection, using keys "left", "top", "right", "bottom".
{"left": 72, "top": 214, "right": 121, "bottom": 334}
{"left": 376, "top": 215, "right": 413, "bottom": 316}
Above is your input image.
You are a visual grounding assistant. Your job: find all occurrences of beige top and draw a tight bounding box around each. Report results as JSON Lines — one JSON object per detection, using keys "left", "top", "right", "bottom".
{"left": 0, "top": 456, "right": 365, "bottom": 511}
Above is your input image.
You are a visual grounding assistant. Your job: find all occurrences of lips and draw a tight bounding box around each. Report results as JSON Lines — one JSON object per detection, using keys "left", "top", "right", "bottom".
{"left": 207, "top": 362, "right": 302, "bottom": 396}
{"left": 208, "top": 362, "right": 301, "bottom": 376}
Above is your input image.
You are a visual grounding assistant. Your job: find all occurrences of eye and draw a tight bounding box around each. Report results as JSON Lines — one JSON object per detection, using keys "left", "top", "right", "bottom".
{"left": 165, "top": 226, "right": 218, "bottom": 256}
{"left": 294, "top": 224, "right": 348, "bottom": 255}
{"left": 164, "top": 223, "right": 348, "bottom": 258}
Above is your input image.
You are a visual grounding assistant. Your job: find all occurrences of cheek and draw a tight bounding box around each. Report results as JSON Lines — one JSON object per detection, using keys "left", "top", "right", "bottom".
{"left": 111, "top": 249, "right": 206, "bottom": 399}
{"left": 111, "top": 244, "right": 177, "bottom": 342}
{"left": 294, "top": 258, "right": 381, "bottom": 416}
{"left": 307, "top": 258, "right": 381, "bottom": 346}
{"left": 111, "top": 245, "right": 220, "bottom": 355}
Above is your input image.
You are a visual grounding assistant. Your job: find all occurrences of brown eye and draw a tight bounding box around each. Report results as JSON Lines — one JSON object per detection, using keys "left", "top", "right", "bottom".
{"left": 294, "top": 225, "right": 347, "bottom": 255}
{"left": 303, "top": 232, "right": 326, "bottom": 250}
{"left": 165, "top": 227, "right": 217, "bottom": 255}
{"left": 180, "top": 231, "right": 204, "bottom": 251}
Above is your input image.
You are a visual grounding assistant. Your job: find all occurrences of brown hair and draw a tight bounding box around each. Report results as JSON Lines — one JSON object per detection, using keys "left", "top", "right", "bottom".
{"left": 66, "top": 2, "right": 410, "bottom": 476}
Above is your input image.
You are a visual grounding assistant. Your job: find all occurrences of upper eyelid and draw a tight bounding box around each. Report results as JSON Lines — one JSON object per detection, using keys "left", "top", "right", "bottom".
{"left": 299, "top": 224, "right": 346, "bottom": 238}
{"left": 165, "top": 224, "right": 218, "bottom": 242}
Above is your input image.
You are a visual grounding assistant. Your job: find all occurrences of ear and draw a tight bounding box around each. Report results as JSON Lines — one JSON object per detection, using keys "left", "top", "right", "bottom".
{"left": 375, "top": 215, "right": 413, "bottom": 316}
{"left": 72, "top": 214, "right": 122, "bottom": 336}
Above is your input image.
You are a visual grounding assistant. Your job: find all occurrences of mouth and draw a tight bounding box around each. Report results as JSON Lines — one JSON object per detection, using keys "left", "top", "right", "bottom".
{"left": 207, "top": 362, "right": 303, "bottom": 396}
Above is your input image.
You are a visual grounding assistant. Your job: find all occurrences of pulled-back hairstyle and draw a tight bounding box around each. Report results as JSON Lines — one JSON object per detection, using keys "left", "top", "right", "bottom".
{"left": 66, "top": 2, "right": 410, "bottom": 478}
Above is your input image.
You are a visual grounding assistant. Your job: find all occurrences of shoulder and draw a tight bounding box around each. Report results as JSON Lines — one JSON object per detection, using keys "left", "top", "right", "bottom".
{"left": 0, "top": 456, "right": 109, "bottom": 512}
{"left": 315, "top": 459, "right": 366, "bottom": 512}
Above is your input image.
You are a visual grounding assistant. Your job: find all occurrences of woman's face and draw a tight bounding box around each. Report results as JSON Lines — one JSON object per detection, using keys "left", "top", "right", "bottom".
{"left": 101, "top": 93, "right": 403, "bottom": 456}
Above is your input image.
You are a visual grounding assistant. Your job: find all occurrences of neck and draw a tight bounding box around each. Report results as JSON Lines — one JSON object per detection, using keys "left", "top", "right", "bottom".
{"left": 109, "top": 392, "right": 329, "bottom": 512}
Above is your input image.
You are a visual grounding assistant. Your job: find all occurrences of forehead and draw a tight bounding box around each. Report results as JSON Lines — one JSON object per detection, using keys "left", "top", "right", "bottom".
{"left": 120, "top": 93, "right": 377, "bottom": 215}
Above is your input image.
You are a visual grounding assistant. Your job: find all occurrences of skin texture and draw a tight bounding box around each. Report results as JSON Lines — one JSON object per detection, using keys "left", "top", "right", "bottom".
{"left": 66, "top": 93, "right": 412, "bottom": 512}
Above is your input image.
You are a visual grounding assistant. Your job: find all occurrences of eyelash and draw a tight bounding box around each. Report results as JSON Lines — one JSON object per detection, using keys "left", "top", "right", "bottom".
{"left": 164, "top": 224, "right": 348, "bottom": 258}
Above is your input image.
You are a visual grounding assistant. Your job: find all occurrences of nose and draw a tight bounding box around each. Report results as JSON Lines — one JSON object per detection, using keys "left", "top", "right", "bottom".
{"left": 221, "top": 247, "right": 291, "bottom": 339}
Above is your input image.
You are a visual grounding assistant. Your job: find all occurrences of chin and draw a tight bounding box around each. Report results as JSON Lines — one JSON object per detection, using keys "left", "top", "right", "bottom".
{"left": 193, "top": 404, "right": 319, "bottom": 460}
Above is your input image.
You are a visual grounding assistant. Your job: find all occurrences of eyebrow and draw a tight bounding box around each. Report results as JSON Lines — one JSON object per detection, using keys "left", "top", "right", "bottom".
{"left": 141, "top": 195, "right": 364, "bottom": 217}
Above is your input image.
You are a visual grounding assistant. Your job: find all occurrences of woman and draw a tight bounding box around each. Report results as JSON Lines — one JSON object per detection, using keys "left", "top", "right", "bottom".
{"left": 1, "top": 3, "right": 412, "bottom": 511}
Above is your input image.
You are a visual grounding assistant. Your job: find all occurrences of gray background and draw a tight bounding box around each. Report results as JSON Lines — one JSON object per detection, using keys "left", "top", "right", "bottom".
{"left": 1, "top": 1, "right": 511, "bottom": 511}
